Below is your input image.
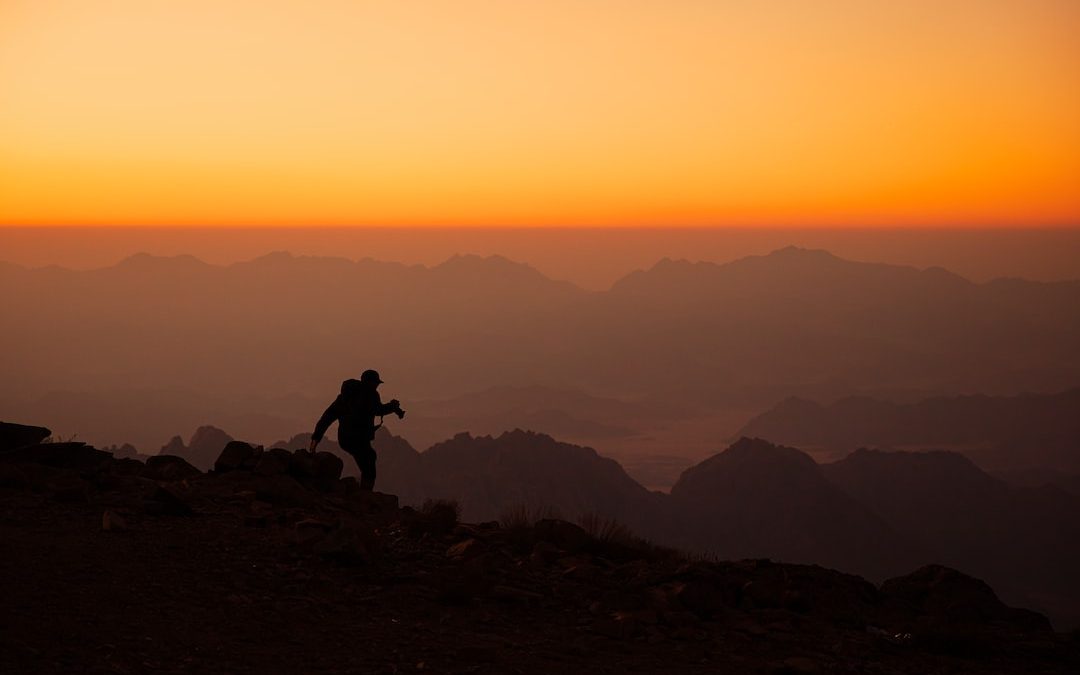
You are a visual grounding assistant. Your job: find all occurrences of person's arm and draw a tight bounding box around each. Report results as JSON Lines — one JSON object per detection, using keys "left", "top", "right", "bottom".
{"left": 310, "top": 397, "right": 342, "bottom": 452}
{"left": 374, "top": 393, "right": 400, "bottom": 416}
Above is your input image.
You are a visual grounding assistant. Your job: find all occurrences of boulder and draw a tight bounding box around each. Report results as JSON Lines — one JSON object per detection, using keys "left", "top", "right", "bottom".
{"left": 143, "top": 455, "right": 202, "bottom": 481}
{"left": 253, "top": 448, "right": 292, "bottom": 476}
{"left": 0, "top": 464, "right": 29, "bottom": 489}
{"left": 2, "top": 442, "right": 112, "bottom": 471}
{"left": 313, "top": 520, "right": 379, "bottom": 565}
{"left": 673, "top": 578, "right": 740, "bottom": 618}
{"left": 214, "top": 441, "right": 258, "bottom": 473}
{"left": 293, "top": 518, "right": 333, "bottom": 546}
{"left": 310, "top": 451, "right": 344, "bottom": 491}
{"left": 249, "top": 474, "right": 312, "bottom": 507}
{"left": 48, "top": 473, "right": 91, "bottom": 503}
{"left": 102, "top": 509, "right": 128, "bottom": 531}
{"left": 0, "top": 422, "right": 51, "bottom": 452}
{"left": 287, "top": 451, "right": 315, "bottom": 480}
{"left": 335, "top": 476, "right": 360, "bottom": 495}
{"left": 144, "top": 485, "right": 194, "bottom": 516}
{"left": 446, "top": 538, "right": 485, "bottom": 559}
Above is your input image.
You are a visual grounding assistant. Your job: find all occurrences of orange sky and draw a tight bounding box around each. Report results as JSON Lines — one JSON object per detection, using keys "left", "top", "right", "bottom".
{"left": 1, "top": 1, "right": 1078, "bottom": 227}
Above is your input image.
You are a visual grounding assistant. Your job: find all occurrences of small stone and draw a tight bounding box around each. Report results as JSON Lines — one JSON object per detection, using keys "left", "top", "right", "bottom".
{"left": 446, "top": 538, "right": 484, "bottom": 559}
{"left": 102, "top": 509, "right": 128, "bottom": 531}
{"left": 780, "top": 656, "right": 822, "bottom": 674}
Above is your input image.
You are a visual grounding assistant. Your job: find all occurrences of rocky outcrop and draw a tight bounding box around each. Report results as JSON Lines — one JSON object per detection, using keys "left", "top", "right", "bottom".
{"left": 0, "top": 422, "right": 51, "bottom": 452}
{"left": 2, "top": 423, "right": 1075, "bottom": 674}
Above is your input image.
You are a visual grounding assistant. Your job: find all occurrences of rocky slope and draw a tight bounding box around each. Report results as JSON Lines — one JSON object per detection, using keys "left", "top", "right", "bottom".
{"left": 2, "top": 422, "right": 1078, "bottom": 674}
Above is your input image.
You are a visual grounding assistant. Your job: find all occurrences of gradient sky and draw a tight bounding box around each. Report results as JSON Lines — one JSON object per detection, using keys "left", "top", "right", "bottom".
{"left": 1, "top": 1, "right": 1078, "bottom": 227}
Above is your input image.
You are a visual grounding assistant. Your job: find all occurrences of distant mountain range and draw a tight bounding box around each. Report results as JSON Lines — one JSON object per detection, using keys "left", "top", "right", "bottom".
{"left": 4, "top": 247, "right": 1079, "bottom": 465}
{"left": 739, "top": 388, "right": 1080, "bottom": 472}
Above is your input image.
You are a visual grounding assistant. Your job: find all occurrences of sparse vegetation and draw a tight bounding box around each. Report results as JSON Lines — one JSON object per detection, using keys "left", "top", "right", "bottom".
{"left": 405, "top": 498, "right": 460, "bottom": 536}
{"left": 498, "top": 503, "right": 561, "bottom": 530}
{"left": 577, "top": 512, "right": 635, "bottom": 546}
{"left": 42, "top": 433, "right": 79, "bottom": 444}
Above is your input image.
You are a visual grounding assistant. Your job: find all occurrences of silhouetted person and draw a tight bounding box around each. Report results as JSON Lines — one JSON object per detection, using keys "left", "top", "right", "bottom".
{"left": 309, "top": 369, "right": 404, "bottom": 491}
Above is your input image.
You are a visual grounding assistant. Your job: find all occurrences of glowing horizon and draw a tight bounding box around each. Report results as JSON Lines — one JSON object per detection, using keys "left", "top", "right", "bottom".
{"left": 2, "top": 1, "right": 1078, "bottom": 227}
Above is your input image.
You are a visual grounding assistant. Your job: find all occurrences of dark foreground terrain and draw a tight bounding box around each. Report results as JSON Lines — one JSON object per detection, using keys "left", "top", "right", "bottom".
{"left": 2, "top": 425, "right": 1078, "bottom": 674}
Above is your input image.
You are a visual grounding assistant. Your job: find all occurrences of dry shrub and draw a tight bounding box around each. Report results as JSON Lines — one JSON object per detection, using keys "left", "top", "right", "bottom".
{"left": 498, "top": 503, "right": 560, "bottom": 530}
{"left": 578, "top": 513, "right": 637, "bottom": 546}
{"left": 577, "top": 512, "right": 683, "bottom": 562}
{"left": 411, "top": 498, "right": 460, "bottom": 535}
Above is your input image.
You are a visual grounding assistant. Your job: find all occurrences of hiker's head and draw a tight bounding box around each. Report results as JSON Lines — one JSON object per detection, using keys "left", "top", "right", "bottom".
{"left": 360, "top": 369, "right": 383, "bottom": 388}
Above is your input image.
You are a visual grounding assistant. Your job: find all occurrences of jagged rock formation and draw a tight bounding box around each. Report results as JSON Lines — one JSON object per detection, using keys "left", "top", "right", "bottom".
{"left": 2, "top": 422, "right": 1076, "bottom": 674}
{"left": 157, "top": 425, "right": 234, "bottom": 471}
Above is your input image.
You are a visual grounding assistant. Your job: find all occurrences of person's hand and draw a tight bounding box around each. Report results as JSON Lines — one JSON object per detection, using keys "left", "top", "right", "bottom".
{"left": 389, "top": 399, "right": 401, "bottom": 411}
{"left": 308, "top": 439, "right": 318, "bottom": 455}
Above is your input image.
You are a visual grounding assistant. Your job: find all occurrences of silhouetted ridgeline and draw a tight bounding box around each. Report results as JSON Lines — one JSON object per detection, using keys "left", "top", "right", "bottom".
{"left": 121, "top": 421, "right": 1080, "bottom": 630}
{"left": 4, "top": 247, "right": 1080, "bottom": 453}
{"left": 3, "top": 420, "right": 1077, "bottom": 674}
{"left": 739, "top": 388, "right": 1080, "bottom": 472}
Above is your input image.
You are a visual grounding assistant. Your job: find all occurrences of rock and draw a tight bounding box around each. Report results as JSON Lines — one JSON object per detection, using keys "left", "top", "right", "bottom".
{"left": 0, "top": 422, "right": 51, "bottom": 452}
{"left": 534, "top": 519, "right": 591, "bottom": 553}
{"left": 491, "top": 584, "right": 544, "bottom": 605}
{"left": 250, "top": 475, "right": 312, "bottom": 507}
{"left": 435, "top": 555, "right": 497, "bottom": 604}
{"left": 742, "top": 579, "right": 786, "bottom": 610}
{"left": 778, "top": 656, "right": 822, "bottom": 674}
{"left": 592, "top": 611, "right": 644, "bottom": 640}
{"left": 674, "top": 578, "right": 740, "bottom": 618}
{"left": 253, "top": 448, "right": 292, "bottom": 476}
{"left": 446, "top": 538, "right": 485, "bottom": 559}
{"left": 310, "top": 451, "right": 344, "bottom": 491}
{"left": 286, "top": 451, "right": 315, "bottom": 480}
{"left": 406, "top": 498, "right": 458, "bottom": 535}
{"left": 530, "top": 540, "right": 560, "bottom": 565}
{"left": 294, "top": 518, "right": 333, "bottom": 546}
{"left": 144, "top": 485, "right": 194, "bottom": 516}
{"left": 214, "top": 441, "right": 258, "bottom": 473}
{"left": 562, "top": 561, "right": 600, "bottom": 582}
{"left": 49, "top": 474, "right": 91, "bottom": 503}
{"left": 109, "top": 458, "right": 147, "bottom": 477}
{"left": 335, "top": 476, "right": 360, "bottom": 495}
{"left": 661, "top": 610, "right": 700, "bottom": 628}
{"left": 0, "top": 464, "right": 29, "bottom": 489}
{"left": 102, "top": 509, "right": 128, "bottom": 531}
{"left": 313, "top": 521, "right": 378, "bottom": 565}
{"left": 4, "top": 442, "right": 111, "bottom": 471}
{"left": 143, "top": 455, "right": 202, "bottom": 481}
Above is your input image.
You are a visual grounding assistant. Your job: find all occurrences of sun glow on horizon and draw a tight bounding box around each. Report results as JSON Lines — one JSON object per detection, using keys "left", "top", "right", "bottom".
{"left": 1, "top": 1, "right": 1078, "bottom": 227}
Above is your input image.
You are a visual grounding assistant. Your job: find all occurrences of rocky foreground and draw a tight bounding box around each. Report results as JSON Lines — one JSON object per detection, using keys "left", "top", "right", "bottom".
{"left": 1, "top": 424, "right": 1078, "bottom": 674}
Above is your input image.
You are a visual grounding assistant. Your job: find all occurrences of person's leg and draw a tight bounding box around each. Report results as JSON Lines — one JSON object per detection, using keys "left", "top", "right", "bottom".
{"left": 358, "top": 444, "right": 377, "bottom": 491}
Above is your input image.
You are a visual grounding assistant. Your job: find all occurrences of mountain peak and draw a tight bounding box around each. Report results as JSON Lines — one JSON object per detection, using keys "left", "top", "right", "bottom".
{"left": 766, "top": 245, "right": 840, "bottom": 260}
{"left": 115, "top": 252, "right": 209, "bottom": 269}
